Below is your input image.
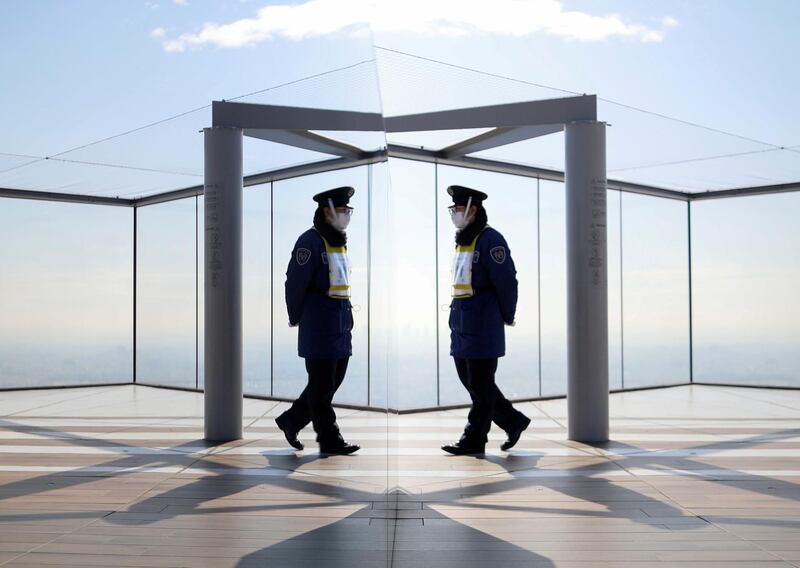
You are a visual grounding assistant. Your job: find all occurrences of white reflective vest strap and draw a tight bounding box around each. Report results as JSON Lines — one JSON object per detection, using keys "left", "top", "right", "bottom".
{"left": 451, "top": 231, "right": 483, "bottom": 298}
{"left": 321, "top": 238, "right": 351, "bottom": 299}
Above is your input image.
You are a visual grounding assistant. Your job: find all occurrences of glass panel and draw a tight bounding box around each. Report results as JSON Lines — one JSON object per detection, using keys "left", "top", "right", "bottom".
{"left": 386, "top": 159, "right": 438, "bottom": 410}
{"left": 435, "top": 166, "right": 539, "bottom": 406}
{"left": 369, "top": 161, "right": 392, "bottom": 411}
{"left": 197, "top": 196, "right": 204, "bottom": 390}
{"left": 539, "top": 180, "right": 568, "bottom": 396}
{"left": 0, "top": 198, "right": 132, "bottom": 387}
{"left": 692, "top": 192, "right": 800, "bottom": 386}
{"left": 621, "top": 193, "right": 690, "bottom": 387}
{"left": 370, "top": 159, "right": 397, "bottom": 516}
{"left": 242, "top": 185, "right": 271, "bottom": 396}
{"left": 607, "top": 189, "right": 623, "bottom": 391}
{"left": 271, "top": 167, "right": 370, "bottom": 406}
{"left": 136, "top": 197, "right": 197, "bottom": 388}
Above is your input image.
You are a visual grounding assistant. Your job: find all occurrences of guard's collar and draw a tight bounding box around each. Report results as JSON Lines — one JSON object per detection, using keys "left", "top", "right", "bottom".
{"left": 455, "top": 210, "right": 488, "bottom": 245}
{"left": 313, "top": 208, "right": 347, "bottom": 247}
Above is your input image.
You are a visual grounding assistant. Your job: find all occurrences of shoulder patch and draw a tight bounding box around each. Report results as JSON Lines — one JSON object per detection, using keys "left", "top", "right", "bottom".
{"left": 296, "top": 248, "right": 311, "bottom": 266}
{"left": 490, "top": 246, "right": 506, "bottom": 264}
{"left": 473, "top": 250, "right": 480, "bottom": 263}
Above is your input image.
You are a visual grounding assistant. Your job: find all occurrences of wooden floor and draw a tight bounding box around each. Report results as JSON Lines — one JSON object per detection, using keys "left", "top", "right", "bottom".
{"left": 0, "top": 385, "right": 799, "bottom": 567}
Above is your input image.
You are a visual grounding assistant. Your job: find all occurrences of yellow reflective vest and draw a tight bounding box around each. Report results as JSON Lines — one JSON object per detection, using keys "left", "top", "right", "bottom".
{"left": 321, "top": 237, "right": 351, "bottom": 299}
{"left": 451, "top": 229, "right": 485, "bottom": 298}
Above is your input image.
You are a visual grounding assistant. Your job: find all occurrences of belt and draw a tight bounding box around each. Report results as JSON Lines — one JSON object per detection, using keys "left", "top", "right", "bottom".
{"left": 453, "top": 288, "right": 492, "bottom": 300}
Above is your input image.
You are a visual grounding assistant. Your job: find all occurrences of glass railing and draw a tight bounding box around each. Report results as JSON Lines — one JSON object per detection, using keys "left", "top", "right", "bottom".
{"left": 1, "top": 159, "right": 798, "bottom": 408}
{"left": 0, "top": 198, "right": 133, "bottom": 388}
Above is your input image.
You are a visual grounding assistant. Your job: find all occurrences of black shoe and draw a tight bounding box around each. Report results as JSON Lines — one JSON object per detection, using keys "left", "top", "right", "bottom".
{"left": 501, "top": 415, "right": 531, "bottom": 451}
{"left": 441, "top": 440, "right": 485, "bottom": 455}
{"left": 275, "top": 414, "right": 304, "bottom": 451}
{"left": 319, "top": 438, "right": 360, "bottom": 455}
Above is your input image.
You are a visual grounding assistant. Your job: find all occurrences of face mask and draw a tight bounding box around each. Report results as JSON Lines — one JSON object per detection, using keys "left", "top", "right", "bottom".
{"left": 450, "top": 196, "right": 472, "bottom": 229}
{"left": 328, "top": 198, "right": 351, "bottom": 231}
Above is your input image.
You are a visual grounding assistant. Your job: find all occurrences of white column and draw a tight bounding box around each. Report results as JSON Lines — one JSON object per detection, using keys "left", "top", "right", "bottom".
{"left": 565, "top": 121, "right": 609, "bottom": 443}
{"left": 203, "top": 126, "right": 243, "bottom": 442}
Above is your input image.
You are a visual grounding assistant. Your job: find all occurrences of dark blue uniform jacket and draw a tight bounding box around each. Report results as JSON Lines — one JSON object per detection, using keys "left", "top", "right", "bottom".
{"left": 285, "top": 228, "right": 353, "bottom": 360}
{"left": 449, "top": 227, "right": 518, "bottom": 359}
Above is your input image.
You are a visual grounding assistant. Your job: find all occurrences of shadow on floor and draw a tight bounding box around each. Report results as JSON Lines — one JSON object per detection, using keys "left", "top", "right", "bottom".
{"left": 0, "top": 416, "right": 799, "bottom": 562}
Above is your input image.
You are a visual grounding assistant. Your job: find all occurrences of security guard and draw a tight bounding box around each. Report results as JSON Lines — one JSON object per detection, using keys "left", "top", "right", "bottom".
{"left": 275, "top": 186, "right": 360, "bottom": 455}
{"left": 442, "top": 185, "right": 531, "bottom": 455}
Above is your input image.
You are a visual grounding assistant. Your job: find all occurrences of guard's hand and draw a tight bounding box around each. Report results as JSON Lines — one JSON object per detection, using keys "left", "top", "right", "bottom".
{"left": 289, "top": 322, "right": 299, "bottom": 328}
{"left": 505, "top": 321, "right": 516, "bottom": 327}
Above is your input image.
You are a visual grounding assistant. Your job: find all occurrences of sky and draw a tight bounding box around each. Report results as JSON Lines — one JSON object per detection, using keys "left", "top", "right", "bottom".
{"left": 0, "top": 0, "right": 799, "bottom": 194}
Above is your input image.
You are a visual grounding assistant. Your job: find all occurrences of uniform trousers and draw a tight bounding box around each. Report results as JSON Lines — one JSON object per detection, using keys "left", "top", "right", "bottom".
{"left": 454, "top": 357, "right": 526, "bottom": 445}
{"left": 280, "top": 357, "right": 349, "bottom": 443}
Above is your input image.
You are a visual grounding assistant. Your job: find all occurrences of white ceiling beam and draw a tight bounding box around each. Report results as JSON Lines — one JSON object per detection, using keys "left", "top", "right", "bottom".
{"left": 213, "top": 101, "right": 384, "bottom": 132}
{"left": 385, "top": 95, "right": 596, "bottom": 133}
{"left": 245, "top": 129, "right": 364, "bottom": 159}
{"left": 440, "top": 124, "right": 564, "bottom": 157}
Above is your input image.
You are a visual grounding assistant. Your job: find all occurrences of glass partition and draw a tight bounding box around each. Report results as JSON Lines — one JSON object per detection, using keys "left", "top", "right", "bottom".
{"left": 7, "top": 157, "right": 798, "bottom": 408}
{"left": 386, "top": 158, "right": 438, "bottom": 409}
{"left": 620, "top": 193, "right": 690, "bottom": 388}
{"left": 369, "top": 161, "right": 392, "bottom": 411}
{"left": 607, "top": 189, "right": 623, "bottom": 391}
{"left": 241, "top": 185, "right": 271, "bottom": 396}
{"left": 692, "top": 192, "right": 800, "bottom": 386}
{"left": 539, "top": 180, "right": 568, "bottom": 396}
{"left": 197, "top": 195, "right": 204, "bottom": 391}
{"left": 0, "top": 198, "right": 133, "bottom": 387}
{"left": 136, "top": 197, "right": 197, "bottom": 388}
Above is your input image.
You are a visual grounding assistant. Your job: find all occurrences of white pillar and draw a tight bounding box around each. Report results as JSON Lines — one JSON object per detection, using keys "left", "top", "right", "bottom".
{"left": 203, "top": 126, "right": 243, "bottom": 442}
{"left": 565, "top": 121, "right": 609, "bottom": 443}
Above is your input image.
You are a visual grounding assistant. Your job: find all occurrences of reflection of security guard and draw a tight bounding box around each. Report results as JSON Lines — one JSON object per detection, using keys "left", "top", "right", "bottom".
{"left": 275, "top": 186, "right": 360, "bottom": 455}
{"left": 442, "top": 185, "right": 531, "bottom": 455}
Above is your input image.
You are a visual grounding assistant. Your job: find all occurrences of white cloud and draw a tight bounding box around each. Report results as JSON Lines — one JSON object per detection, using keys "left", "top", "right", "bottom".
{"left": 155, "top": 0, "right": 677, "bottom": 52}
{"left": 662, "top": 16, "right": 680, "bottom": 29}
{"left": 150, "top": 27, "right": 167, "bottom": 39}
{"left": 173, "top": 0, "right": 188, "bottom": 5}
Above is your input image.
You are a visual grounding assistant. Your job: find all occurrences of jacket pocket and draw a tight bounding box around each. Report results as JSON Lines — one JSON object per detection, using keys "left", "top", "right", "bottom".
{"left": 321, "top": 299, "right": 353, "bottom": 335}
{"left": 464, "top": 294, "right": 503, "bottom": 336}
